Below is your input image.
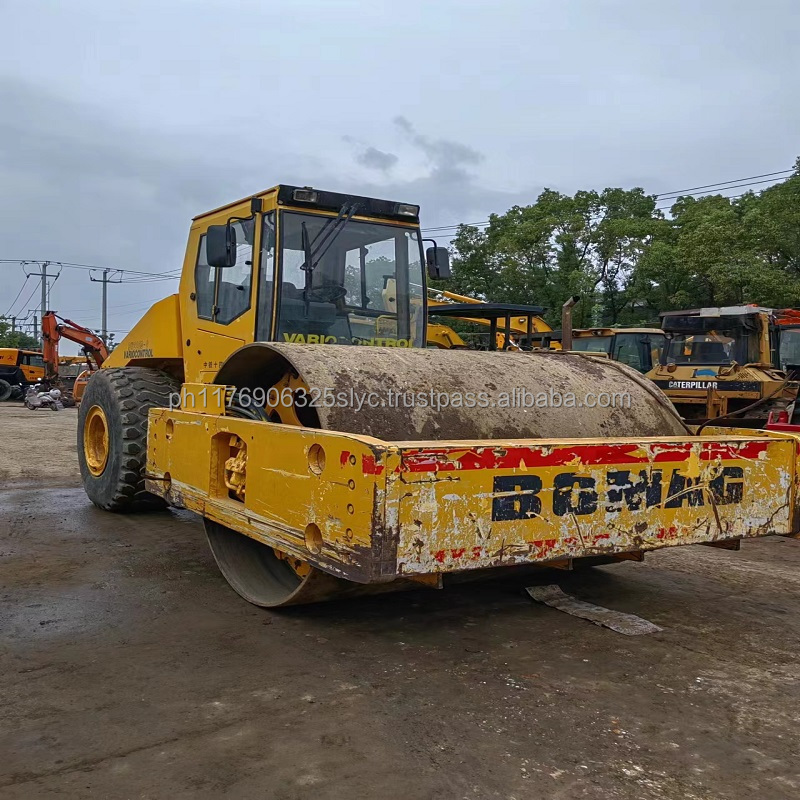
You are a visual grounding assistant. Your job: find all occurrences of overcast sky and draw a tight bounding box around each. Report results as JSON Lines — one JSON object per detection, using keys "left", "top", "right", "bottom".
{"left": 1, "top": 0, "right": 797, "bottom": 346}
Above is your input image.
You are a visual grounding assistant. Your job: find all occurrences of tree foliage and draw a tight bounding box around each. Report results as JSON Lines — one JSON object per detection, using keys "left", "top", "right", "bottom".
{"left": 446, "top": 163, "right": 800, "bottom": 327}
{"left": 0, "top": 318, "right": 39, "bottom": 349}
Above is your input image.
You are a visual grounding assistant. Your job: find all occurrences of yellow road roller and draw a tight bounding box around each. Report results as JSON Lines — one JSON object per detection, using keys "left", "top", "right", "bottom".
{"left": 77, "top": 185, "right": 800, "bottom": 607}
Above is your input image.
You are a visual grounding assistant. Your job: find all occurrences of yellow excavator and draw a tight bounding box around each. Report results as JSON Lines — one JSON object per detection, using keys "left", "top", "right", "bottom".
{"left": 76, "top": 185, "right": 800, "bottom": 607}
{"left": 0, "top": 348, "right": 45, "bottom": 401}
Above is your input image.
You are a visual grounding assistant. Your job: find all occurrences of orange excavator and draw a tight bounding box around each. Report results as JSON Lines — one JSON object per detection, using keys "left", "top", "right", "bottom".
{"left": 42, "top": 311, "right": 109, "bottom": 402}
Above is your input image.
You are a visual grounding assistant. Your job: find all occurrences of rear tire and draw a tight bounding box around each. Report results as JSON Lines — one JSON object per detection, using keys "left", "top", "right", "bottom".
{"left": 77, "top": 367, "right": 179, "bottom": 512}
{"left": 0, "top": 379, "right": 12, "bottom": 402}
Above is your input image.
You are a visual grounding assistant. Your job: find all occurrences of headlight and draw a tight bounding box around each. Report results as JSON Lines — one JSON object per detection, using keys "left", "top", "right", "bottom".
{"left": 293, "top": 188, "right": 319, "bottom": 203}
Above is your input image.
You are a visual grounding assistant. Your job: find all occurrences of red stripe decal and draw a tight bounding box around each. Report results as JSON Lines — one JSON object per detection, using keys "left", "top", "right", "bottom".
{"left": 398, "top": 441, "right": 770, "bottom": 473}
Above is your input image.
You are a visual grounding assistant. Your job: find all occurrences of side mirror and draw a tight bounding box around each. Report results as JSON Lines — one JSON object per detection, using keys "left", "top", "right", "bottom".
{"left": 207, "top": 224, "right": 237, "bottom": 268}
{"left": 426, "top": 246, "right": 451, "bottom": 280}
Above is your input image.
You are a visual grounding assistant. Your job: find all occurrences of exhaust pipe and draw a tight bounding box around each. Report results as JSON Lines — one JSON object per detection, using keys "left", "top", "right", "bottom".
{"left": 561, "top": 295, "right": 580, "bottom": 351}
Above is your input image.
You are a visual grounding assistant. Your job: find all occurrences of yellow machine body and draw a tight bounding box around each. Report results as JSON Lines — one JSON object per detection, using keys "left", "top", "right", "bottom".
{"left": 81, "top": 186, "right": 800, "bottom": 607}
{"left": 570, "top": 328, "right": 665, "bottom": 374}
{"left": 0, "top": 348, "right": 45, "bottom": 383}
{"left": 147, "top": 407, "right": 798, "bottom": 584}
{"left": 646, "top": 306, "right": 800, "bottom": 424}
{"left": 426, "top": 289, "right": 553, "bottom": 351}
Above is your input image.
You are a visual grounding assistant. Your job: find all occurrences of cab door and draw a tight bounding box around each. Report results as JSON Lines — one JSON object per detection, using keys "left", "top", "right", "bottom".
{"left": 180, "top": 210, "right": 276, "bottom": 384}
{"left": 20, "top": 352, "right": 45, "bottom": 382}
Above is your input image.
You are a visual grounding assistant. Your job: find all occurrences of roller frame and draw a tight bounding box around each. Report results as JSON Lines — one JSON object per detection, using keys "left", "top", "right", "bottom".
{"left": 145, "top": 405, "right": 800, "bottom": 585}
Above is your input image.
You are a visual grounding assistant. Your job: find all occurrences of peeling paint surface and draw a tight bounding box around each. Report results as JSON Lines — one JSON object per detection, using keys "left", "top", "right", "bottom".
{"left": 391, "top": 438, "right": 795, "bottom": 575}
{"left": 146, "top": 409, "right": 798, "bottom": 584}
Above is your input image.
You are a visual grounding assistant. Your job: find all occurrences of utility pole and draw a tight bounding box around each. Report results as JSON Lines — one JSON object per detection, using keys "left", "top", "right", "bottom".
{"left": 10, "top": 317, "right": 15, "bottom": 334}
{"left": 33, "top": 315, "right": 38, "bottom": 342}
{"left": 40, "top": 261, "right": 49, "bottom": 337}
{"left": 89, "top": 269, "right": 122, "bottom": 342}
{"left": 23, "top": 261, "right": 59, "bottom": 344}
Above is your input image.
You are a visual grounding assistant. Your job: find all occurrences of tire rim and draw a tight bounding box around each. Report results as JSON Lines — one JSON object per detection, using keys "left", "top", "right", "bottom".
{"left": 84, "top": 405, "right": 110, "bottom": 476}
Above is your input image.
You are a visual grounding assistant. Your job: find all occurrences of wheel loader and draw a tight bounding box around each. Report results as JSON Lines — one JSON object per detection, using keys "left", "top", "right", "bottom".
{"left": 567, "top": 327, "right": 665, "bottom": 374}
{"left": 77, "top": 185, "right": 800, "bottom": 607}
{"left": 428, "top": 300, "right": 553, "bottom": 351}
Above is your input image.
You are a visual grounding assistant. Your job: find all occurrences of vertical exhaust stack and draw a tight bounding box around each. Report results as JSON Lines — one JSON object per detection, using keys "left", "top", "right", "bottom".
{"left": 561, "top": 296, "right": 580, "bottom": 351}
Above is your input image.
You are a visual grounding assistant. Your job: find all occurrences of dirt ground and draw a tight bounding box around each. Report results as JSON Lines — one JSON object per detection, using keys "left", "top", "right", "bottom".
{"left": 1, "top": 403, "right": 800, "bottom": 799}
{"left": 0, "top": 405, "right": 80, "bottom": 488}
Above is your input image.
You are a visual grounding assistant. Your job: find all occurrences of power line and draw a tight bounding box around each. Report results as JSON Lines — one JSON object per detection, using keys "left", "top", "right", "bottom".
{"left": 655, "top": 169, "right": 794, "bottom": 199}
{"left": 14, "top": 283, "right": 41, "bottom": 333}
{"left": 0, "top": 259, "right": 180, "bottom": 279}
{"left": 3, "top": 274, "right": 32, "bottom": 317}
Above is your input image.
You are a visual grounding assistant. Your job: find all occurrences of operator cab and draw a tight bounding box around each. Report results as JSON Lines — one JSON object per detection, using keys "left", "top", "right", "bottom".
{"left": 569, "top": 328, "right": 666, "bottom": 374}
{"left": 659, "top": 307, "right": 766, "bottom": 367}
{"left": 196, "top": 185, "right": 450, "bottom": 352}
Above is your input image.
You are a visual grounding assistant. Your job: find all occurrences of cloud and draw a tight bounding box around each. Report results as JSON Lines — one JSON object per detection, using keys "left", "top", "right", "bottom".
{"left": 393, "top": 115, "right": 483, "bottom": 173}
{"left": 354, "top": 146, "right": 398, "bottom": 172}
{"left": 338, "top": 118, "right": 522, "bottom": 225}
{"left": 0, "top": 77, "right": 530, "bottom": 341}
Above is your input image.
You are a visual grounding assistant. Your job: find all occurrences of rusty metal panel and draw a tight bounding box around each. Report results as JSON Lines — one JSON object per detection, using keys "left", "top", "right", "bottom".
{"left": 146, "top": 408, "right": 798, "bottom": 584}
{"left": 388, "top": 437, "right": 796, "bottom": 575}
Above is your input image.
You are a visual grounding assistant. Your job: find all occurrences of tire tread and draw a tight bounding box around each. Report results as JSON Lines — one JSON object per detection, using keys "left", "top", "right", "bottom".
{"left": 79, "top": 367, "right": 178, "bottom": 512}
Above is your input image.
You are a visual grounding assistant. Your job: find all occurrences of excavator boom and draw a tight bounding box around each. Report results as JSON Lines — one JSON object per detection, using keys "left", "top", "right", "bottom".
{"left": 41, "top": 311, "right": 109, "bottom": 389}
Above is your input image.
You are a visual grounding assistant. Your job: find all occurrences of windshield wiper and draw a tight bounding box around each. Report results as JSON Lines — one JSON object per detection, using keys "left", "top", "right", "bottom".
{"left": 300, "top": 201, "right": 360, "bottom": 276}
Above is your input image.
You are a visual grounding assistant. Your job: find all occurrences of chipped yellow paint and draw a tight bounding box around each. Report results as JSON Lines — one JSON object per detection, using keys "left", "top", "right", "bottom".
{"left": 144, "top": 407, "right": 800, "bottom": 585}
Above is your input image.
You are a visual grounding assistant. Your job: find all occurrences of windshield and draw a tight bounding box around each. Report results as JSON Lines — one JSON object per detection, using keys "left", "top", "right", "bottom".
{"left": 275, "top": 211, "right": 425, "bottom": 347}
{"left": 660, "top": 314, "right": 760, "bottom": 365}
{"left": 613, "top": 333, "right": 665, "bottom": 373}
{"left": 779, "top": 328, "right": 800, "bottom": 370}
{"left": 572, "top": 336, "right": 612, "bottom": 354}
{"left": 662, "top": 331, "right": 742, "bottom": 365}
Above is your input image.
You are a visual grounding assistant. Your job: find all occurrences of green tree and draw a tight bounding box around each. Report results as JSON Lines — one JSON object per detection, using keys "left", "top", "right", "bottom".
{"left": 444, "top": 162, "right": 800, "bottom": 327}
{"left": 0, "top": 318, "right": 39, "bottom": 349}
{"left": 447, "top": 187, "right": 665, "bottom": 327}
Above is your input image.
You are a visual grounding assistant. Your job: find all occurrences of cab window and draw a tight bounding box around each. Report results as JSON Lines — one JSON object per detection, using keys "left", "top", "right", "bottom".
{"left": 612, "top": 334, "right": 645, "bottom": 372}
{"left": 276, "top": 211, "right": 425, "bottom": 347}
{"left": 194, "top": 217, "right": 255, "bottom": 325}
{"left": 24, "top": 354, "right": 44, "bottom": 368}
{"left": 195, "top": 235, "right": 215, "bottom": 319}
{"left": 572, "top": 336, "right": 612, "bottom": 354}
{"left": 779, "top": 329, "right": 800, "bottom": 370}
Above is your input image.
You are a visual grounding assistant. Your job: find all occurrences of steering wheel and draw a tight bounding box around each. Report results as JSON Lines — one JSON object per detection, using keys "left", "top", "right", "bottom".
{"left": 305, "top": 284, "right": 347, "bottom": 303}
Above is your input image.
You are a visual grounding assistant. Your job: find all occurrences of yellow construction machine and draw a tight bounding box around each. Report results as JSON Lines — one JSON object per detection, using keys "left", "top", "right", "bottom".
{"left": 0, "top": 348, "right": 45, "bottom": 400}
{"left": 77, "top": 185, "right": 800, "bottom": 607}
{"left": 426, "top": 289, "right": 554, "bottom": 351}
{"left": 646, "top": 306, "right": 800, "bottom": 426}
{"left": 424, "top": 292, "right": 662, "bottom": 371}
{"left": 569, "top": 327, "right": 666, "bottom": 374}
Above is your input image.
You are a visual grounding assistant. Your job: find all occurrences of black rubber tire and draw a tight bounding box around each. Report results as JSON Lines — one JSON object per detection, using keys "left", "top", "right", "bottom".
{"left": 9, "top": 385, "right": 23, "bottom": 401}
{"left": 77, "top": 367, "right": 179, "bottom": 512}
{"left": 0, "top": 379, "right": 12, "bottom": 402}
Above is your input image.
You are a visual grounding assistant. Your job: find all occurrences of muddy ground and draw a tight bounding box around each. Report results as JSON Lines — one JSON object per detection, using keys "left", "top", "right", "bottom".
{"left": 1, "top": 403, "right": 799, "bottom": 799}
